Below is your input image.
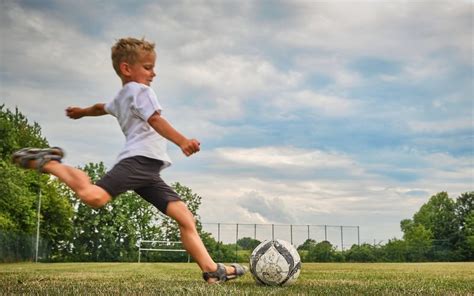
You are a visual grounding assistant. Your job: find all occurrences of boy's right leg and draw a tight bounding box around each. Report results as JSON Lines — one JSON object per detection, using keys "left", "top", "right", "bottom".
{"left": 42, "top": 161, "right": 111, "bottom": 208}
{"left": 166, "top": 201, "right": 246, "bottom": 284}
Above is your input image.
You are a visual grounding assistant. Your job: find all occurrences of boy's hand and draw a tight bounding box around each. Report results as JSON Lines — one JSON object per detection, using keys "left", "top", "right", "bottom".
{"left": 180, "top": 139, "right": 201, "bottom": 157}
{"left": 66, "top": 104, "right": 106, "bottom": 119}
{"left": 66, "top": 107, "right": 84, "bottom": 119}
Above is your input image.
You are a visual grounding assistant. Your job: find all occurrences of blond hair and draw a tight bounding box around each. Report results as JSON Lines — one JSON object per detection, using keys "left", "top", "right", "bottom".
{"left": 111, "top": 37, "right": 155, "bottom": 76}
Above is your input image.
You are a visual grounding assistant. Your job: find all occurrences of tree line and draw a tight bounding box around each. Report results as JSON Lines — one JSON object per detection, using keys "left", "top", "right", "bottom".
{"left": 293, "top": 191, "right": 473, "bottom": 262}
{"left": 0, "top": 105, "right": 472, "bottom": 262}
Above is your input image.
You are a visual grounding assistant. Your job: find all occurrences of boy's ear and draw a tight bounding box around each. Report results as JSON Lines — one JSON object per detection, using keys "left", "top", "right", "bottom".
{"left": 119, "top": 62, "right": 131, "bottom": 76}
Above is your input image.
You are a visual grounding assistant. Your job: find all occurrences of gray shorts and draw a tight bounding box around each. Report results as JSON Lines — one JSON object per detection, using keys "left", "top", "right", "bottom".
{"left": 96, "top": 156, "right": 181, "bottom": 214}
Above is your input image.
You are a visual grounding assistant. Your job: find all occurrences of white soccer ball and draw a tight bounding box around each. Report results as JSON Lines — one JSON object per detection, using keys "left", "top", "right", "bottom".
{"left": 249, "top": 239, "right": 301, "bottom": 286}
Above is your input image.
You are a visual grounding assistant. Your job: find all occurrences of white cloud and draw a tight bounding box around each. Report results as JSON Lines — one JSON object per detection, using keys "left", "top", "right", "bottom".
{"left": 407, "top": 118, "right": 472, "bottom": 134}
{"left": 1, "top": 2, "right": 113, "bottom": 86}
{"left": 273, "top": 2, "right": 471, "bottom": 62}
{"left": 214, "top": 146, "right": 361, "bottom": 172}
{"left": 273, "top": 90, "right": 361, "bottom": 117}
{"left": 171, "top": 54, "right": 302, "bottom": 96}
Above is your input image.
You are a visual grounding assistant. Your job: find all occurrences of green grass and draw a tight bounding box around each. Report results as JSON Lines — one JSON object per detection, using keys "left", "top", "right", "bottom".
{"left": 1, "top": 262, "right": 473, "bottom": 295}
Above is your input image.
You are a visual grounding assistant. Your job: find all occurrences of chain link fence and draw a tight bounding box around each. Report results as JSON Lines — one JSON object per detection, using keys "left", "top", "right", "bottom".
{"left": 0, "top": 230, "right": 50, "bottom": 262}
{"left": 201, "top": 223, "right": 360, "bottom": 251}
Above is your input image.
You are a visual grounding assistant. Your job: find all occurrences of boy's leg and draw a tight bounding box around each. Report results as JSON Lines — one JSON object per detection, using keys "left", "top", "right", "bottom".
{"left": 43, "top": 161, "right": 111, "bottom": 208}
{"left": 165, "top": 201, "right": 237, "bottom": 282}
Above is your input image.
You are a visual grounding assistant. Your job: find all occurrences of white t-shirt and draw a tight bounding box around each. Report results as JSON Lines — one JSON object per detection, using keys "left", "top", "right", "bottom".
{"left": 105, "top": 82, "right": 171, "bottom": 170}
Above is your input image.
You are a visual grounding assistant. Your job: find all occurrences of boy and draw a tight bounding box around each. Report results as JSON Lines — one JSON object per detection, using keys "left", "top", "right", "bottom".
{"left": 12, "top": 37, "right": 245, "bottom": 284}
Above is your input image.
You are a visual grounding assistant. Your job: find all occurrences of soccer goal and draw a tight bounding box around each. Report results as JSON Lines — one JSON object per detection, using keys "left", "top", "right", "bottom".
{"left": 137, "top": 240, "right": 190, "bottom": 263}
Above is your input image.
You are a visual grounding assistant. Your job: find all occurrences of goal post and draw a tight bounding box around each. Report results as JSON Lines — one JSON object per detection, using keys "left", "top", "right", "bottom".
{"left": 137, "top": 240, "right": 190, "bottom": 263}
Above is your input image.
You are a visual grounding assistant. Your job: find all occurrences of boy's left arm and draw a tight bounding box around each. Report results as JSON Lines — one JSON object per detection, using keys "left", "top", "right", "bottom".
{"left": 66, "top": 103, "right": 107, "bottom": 119}
{"left": 147, "top": 112, "right": 200, "bottom": 157}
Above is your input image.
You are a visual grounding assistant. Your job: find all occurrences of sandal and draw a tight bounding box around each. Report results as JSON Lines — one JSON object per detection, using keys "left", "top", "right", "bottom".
{"left": 12, "top": 147, "right": 64, "bottom": 172}
{"left": 227, "top": 263, "right": 247, "bottom": 281}
{"left": 202, "top": 263, "right": 247, "bottom": 284}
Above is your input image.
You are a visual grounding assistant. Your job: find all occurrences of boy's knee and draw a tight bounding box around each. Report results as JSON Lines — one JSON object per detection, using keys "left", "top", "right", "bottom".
{"left": 175, "top": 208, "right": 196, "bottom": 228}
{"left": 77, "top": 186, "right": 111, "bottom": 208}
{"left": 88, "top": 196, "right": 110, "bottom": 208}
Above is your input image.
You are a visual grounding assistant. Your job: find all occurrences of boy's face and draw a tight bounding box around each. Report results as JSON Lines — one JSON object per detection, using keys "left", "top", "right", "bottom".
{"left": 122, "top": 51, "right": 156, "bottom": 86}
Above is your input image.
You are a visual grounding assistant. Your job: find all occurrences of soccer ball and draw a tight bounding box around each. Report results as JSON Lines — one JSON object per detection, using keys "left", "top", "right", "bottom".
{"left": 249, "top": 239, "right": 301, "bottom": 286}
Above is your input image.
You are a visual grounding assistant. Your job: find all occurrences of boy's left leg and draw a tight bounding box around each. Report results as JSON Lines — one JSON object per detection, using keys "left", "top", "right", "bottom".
{"left": 165, "top": 201, "right": 241, "bottom": 283}
{"left": 43, "top": 161, "right": 111, "bottom": 208}
{"left": 12, "top": 147, "right": 111, "bottom": 208}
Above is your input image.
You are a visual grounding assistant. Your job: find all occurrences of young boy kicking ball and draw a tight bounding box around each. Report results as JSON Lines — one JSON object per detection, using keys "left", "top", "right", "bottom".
{"left": 12, "top": 37, "right": 245, "bottom": 284}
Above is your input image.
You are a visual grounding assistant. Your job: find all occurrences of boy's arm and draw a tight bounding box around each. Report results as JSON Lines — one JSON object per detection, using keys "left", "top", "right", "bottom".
{"left": 147, "top": 112, "right": 200, "bottom": 157}
{"left": 66, "top": 103, "right": 107, "bottom": 119}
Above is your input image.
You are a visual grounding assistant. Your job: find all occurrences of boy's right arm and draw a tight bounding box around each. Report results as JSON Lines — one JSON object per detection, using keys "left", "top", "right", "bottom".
{"left": 147, "top": 112, "right": 200, "bottom": 157}
{"left": 66, "top": 103, "right": 107, "bottom": 119}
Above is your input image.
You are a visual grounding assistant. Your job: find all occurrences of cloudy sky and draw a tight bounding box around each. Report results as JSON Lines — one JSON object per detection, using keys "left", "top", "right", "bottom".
{"left": 1, "top": 0, "right": 472, "bottom": 246}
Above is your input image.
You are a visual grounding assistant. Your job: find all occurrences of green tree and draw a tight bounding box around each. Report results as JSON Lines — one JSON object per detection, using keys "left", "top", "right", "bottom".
{"left": 402, "top": 220, "right": 433, "bottom": 262}
{"left": 414, "top": 192, "right": 458, "bottom": 243}
{"left": 345, "top": 243, "right": 378, "bottom": 262}
{"left": 0, "top": 105, "right": 73, "bottom": 261}
{"left": 412, "top": 192, "right": 462, "bottom": 260}
{"left": 381, "top": 238, "right": 407, "bottom": 262}
{"left": 64, "top": 162, "right": 161, "bottom": 262}
{"left": 200, "top": 233, "right": 237, "bottom": 263}
{"left": 0, "top": 105, "right": 49, "bottom": 233}
{"left": 155, "top": 182, "right": 203, "bottom": 242}
{"left": 36, "top": 178, "right": 73, "bottom": 261}
{"left": 455, "top": 192, "right": 473, "bottom": 260}
{"left": 306, "top": 241, "right": 343, "bottom": 262}
{"left": 237, "top": 237, "right": 261, "bottom": 250}
{"left": 297, "top": 239, "right": 317, "bottom": 251}
{"left": 0, "top": 105, "right": 48, "bottom": 159}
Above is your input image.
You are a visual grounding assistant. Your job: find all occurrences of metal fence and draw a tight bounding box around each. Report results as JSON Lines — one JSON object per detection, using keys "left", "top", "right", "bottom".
{"left": 201, "top": 223, "right": 360, "bottom": 250}
{"left": 0, "top": 230, "right": 50, "bottom": 262}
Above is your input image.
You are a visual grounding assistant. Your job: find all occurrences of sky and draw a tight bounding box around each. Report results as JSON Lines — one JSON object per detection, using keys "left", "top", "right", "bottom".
{"left": 1, "top": 0, "right": 472, "bottom": 247}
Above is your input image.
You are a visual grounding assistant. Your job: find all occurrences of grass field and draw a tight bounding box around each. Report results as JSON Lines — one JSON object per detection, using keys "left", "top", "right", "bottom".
{"left": 1, "top": 262, "right": 473, "bottom": 295}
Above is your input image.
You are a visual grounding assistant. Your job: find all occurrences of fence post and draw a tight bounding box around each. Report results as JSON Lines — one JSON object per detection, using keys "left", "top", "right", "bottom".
{"left": 357, "top": 226, "right": 360, "bottom": 246}
{"left": 235, "top": 223, "right": 239, "bottom": 261}
{"left": 290, "top": 224, "right": 293, "bottom": 245}
{"left": 138, "top": 240, "right": 141, "bottom": 263}
{"left": 35, "top": 179, "right": 41, "bottom": 263}
{"left": 340, "top": 226, "right": 344, "bottom": 251}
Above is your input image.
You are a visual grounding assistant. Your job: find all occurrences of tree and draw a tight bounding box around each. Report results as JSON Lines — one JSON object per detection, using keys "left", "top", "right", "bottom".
{"left": 36, "top": 178, "right": 73, "bottom": 261}
{"left": 0, "top": 105, "right": 48, "bottom": 159}
{"left": 200, "top": 232, "right": 237, "bottom": 263}
{"left": 64, "top": 162, "right": 161, "bottom": 262}
{"left": 237, "top": 237, "right": 261, "bottom": 250}
{"left": 345, "top": 243, "right": 378, "bottom": 262}
{"left": 382, "top": 238, "right": 407, "bottom": 262}
{"left": 306, "top": 241, "right": 343, "bottom": 262}
{"left": 455, "top": 192, "right": 474, "bottom": 260}
{"left": 0, "top": 105, "right": 73, "bottom": 261}
{"left": 155, "top": 182, "right": 203, "bottom": 241}
{"left": 413, "top": 192, "right": 458, "bottom": 244}
{"left": 464, "top": 213, "right": 474, "bottom": 260}
{"left": 402, "top": 221, "right": 433, "bottom": 262}
{"left": 297, "top": 239, "right": 317, "bottom": 251}
{"left": 0, "top": 105, "right": 49, "bottom": 233}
